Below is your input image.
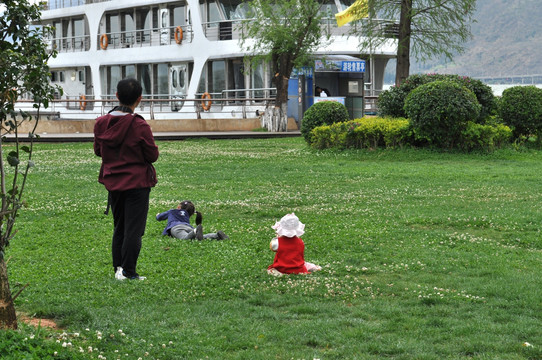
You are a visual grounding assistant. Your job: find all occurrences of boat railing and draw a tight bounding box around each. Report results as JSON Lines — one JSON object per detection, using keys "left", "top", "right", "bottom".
{"left": 42, "top": 0, "right": 109, "bottom": 10}
{"left": 218, "top": 88, "right": 277, "bottom": 106}
{"left": 201, "top": 17, "right": 397, "bottom": 41}
{"left": 97, "top": 25, "right": 193, "bottom": 50}
{"left": 46, "top": 34, "right": 91, "bottom": 52}
{"left": 14, "top": 95, "right": 275, "bottom": 120}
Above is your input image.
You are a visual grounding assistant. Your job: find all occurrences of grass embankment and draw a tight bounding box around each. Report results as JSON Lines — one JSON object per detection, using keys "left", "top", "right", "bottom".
{"left": 4, "top": 137, "right": 542, "bottom": 359}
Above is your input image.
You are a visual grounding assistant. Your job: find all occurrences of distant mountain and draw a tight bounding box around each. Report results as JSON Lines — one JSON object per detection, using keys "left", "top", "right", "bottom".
{"left": 409, "top": 0, "right": 542, "bottom": 78}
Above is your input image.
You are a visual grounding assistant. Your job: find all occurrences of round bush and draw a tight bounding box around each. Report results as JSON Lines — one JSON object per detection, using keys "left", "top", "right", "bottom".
{"left": 301, "top": 101, "right": 349, "bottom": 142}
{"left": 376, "top": 86, "right": 406, "bottom": 117}
{"left": 498, "top": 85, "right": 542, "bottom": 140}
{"left": 404, "top": 80, "right": 481, "bottom": 148}
{"left": 377, "top": 73, "right": 496, "bottom": 122}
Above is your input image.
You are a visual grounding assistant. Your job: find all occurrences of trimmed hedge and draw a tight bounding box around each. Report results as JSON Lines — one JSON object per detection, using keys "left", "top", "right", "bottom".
{"left": 301, "top": 101, "right": 350, "bottom": 143}
{"left": 460, "top": 121, "right": 512, "bottom": 152}
{"left": 498, "top": 85, "right": 542, "bottom": 144}
{"left": 404, "top": 80, "right": 481, "bottom": 149}
{"left": 309, "top": 117, "right": 511, "bottom": 152}
{"left": 378, "top": 73, "right": 496, "bottom": 123}
{"left": 309, "top": 117, "right": 412, "bottom": 149}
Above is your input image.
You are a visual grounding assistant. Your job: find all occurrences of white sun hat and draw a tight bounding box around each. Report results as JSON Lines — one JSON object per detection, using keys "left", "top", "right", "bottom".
{"left": 272, "top": 213, "right": 305, "bottom": 237}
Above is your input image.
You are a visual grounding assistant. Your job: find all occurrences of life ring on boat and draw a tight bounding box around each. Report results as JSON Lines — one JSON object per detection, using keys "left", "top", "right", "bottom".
{"left": 100, "top": 34, "right": 109, "bottom": 50}
{"left": 79, "top": 95, "right": 87, "bottom": 111}
{"left": 201, "top": 92, "right": 212, "bottom": 111}
{"left": 174, "top": 26, "right": 183, "bottom": 44}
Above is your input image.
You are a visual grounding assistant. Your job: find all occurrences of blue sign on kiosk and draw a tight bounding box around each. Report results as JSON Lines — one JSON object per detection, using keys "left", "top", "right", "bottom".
{"left": 314, "top": 59, "right": 365, "bottom": 73}
{"left": 341, "top": 61, "right": 365, "bottom": 73}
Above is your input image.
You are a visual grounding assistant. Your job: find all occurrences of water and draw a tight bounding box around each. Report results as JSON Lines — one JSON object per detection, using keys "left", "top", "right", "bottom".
{"left": 382, "top": 84, "right": 542, "bottom": 96}
{"left": 489, "top": 84, "right": 542, "bottom": 96}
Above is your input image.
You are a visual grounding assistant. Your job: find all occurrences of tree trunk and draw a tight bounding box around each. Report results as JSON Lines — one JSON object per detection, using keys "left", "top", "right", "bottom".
{"left": 395, "top": 0, "right": 412, "bottom": 86}
{"left": 0, "top": 257, "right": 17, "bottom": 329}
{"left": 262, "top": 71, "right": 289, "bottom": 132}
{"left": 261, "top": 105, "right": 287, "bottom": 132}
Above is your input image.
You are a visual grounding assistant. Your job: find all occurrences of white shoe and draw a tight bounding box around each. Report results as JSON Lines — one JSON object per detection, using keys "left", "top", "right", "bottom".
{"left": 115, "top": 266, "right": 127, "bottom": 280}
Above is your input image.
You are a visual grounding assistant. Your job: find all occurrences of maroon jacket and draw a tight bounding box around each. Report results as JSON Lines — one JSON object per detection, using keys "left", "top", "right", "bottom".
{"left": 94, "top": 112, "right": 159, "bottom": 191}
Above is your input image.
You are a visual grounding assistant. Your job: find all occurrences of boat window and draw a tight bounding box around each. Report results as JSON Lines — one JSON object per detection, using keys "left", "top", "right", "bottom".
{"left": 202, "top": 0, "right": 222, "bottom": 25}
{"left": 179, "top": 69, "right": 185, "bottom": 88}
{"left": 197, "top": 64, "right": 207, "bottom": 94}
{"left": 106, "top": 66, "right": 122, "bottom": 95}
{"left": 320, "top": 3, "right": 338, "bottom": 17}
{"left": 73, "top": 18, "right": 84, "bottom": 36}
{"left": 172, "top": 70, "right": 178, "bottom": 88}
{"left": 124, "top": 65, "right": 136, "bottom": 79}
{"left": 233, "top": 61, "right": 245, "bottom": 96}
{"left": 152, "top": 8, "right": 159, "bottom": 29}
{"left": 171, "top": 5, "right": 186, "bottom": 26}
{"left": 251, "top": 63, "right": 264, "bottom": 98}
{"left": 138, "top": 64, "right": 152, "bottom": 95}
{"left": 211, "top": 61, "right": 226, "bottom": 95}
{"left": 136, "top": 9, "right": 151, "bottom": 43}
{"left": 162, "top": 11, "right": 168, "bottom": 27}
{"left": 122, "top": 12, "right": 135, "bottom": 32}
{"left": 106, "top": 14, "right": 120, "bottom": 34}
{"left": 338, "top": 0, "right": 356, "bottom": 11}
{"left": 217, "top": 0, "right": 243, "bottom": 20}
{"left": 156, "top": 64, "right": 169, "bottom": 97}
{"left": 230, "top": 2, "right": 251, "bottom": 20}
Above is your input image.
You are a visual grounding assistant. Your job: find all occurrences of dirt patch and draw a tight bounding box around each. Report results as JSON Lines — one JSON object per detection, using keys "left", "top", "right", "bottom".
{"left": 18, "top": 314, "right": 59, "bottom": 329}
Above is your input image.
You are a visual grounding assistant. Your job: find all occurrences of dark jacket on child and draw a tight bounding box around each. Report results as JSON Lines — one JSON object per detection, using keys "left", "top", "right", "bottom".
{"left": 94, "top": 113, "right": 159, "bottom": 191}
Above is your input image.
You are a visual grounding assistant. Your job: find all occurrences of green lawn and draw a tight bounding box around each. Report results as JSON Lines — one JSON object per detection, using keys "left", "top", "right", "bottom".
{"left": 4, "top": 137, "right": 542, "bottom": 359}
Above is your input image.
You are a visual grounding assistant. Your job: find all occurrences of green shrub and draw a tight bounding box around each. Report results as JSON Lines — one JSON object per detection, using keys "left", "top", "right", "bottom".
{"left": 376, "top": 86, "right": 406, "bottom": 118}
{"left": 460, "top": 121, "right": 512, "bottom": 151}
{"left": 309, "top": 117, "right": 412, "bottom": 150}
{"left": 378, "top": 74, "right": 496, "bottom": 123}
{"left": 301, "top": 101, "right": 350, "bottom": 142}
{"left": 498, "top": 85, "right": 542, "bottom": 144}
{"left": 404, "top": 80, "right": 481, "bottom": 149}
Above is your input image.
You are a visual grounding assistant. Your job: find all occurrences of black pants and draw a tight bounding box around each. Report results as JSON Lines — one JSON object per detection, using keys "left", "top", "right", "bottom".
{"left": 109, "top": 188, "right": 150, "bottom": 277}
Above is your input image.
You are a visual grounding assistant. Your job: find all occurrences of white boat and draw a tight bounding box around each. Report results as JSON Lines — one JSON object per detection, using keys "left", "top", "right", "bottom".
{"left": 27, "top": 0, "right": 396, "bottom": 131}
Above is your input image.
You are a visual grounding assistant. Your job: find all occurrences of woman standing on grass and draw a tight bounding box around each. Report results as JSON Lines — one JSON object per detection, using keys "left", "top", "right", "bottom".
{"left": 94, "top": 78, "right": 159, "bottom": 281}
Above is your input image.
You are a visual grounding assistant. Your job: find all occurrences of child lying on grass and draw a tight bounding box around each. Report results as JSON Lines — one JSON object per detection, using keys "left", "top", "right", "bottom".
{"left": 156, "top": 200, "right": 229, "bottom": 240}
{"left": 267, "top": 213, "right": 321, "bottom": 276}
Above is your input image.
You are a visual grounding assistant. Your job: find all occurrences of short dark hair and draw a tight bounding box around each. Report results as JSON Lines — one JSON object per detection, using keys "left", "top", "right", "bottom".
{"left": 117, "top": 78, "right": 142, "bottom": 106}
{"left": 179, "top": 200, "right": 195, "bottom": 216}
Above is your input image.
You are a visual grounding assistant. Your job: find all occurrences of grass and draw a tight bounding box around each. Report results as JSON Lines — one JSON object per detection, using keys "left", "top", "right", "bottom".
{"left": 4, "top": 137, "right": 542, "bottom": 359}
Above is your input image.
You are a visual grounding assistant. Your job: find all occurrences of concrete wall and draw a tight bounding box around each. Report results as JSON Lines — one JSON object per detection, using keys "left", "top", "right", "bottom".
{"left": 13, "top": 117, "right": 296, "bottom": 134}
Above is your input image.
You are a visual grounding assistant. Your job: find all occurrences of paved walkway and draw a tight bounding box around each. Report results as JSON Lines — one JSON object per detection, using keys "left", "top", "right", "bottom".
{"left": 4, "top": 130, "right": 301, "bottom": 142}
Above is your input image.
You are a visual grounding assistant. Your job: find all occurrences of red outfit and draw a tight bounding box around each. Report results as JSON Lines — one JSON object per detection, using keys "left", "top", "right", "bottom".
{"left": 94, "top": 113, "right": 159, "bottom": 191}
{"left": 268, "top": 236, "right": 309, "bottom": 274}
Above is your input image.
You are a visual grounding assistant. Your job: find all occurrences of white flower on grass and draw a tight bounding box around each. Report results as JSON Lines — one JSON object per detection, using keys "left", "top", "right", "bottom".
{"left": 523, "top": 342, "right": 534, "bottom": 348}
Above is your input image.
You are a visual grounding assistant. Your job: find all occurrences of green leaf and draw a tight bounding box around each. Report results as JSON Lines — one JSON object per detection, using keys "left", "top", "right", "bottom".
{"left": 21, "top": 146, "right": 31, "bottom": 153}
{"left": 7, "top": 155, "right": 20, "bottom": 167}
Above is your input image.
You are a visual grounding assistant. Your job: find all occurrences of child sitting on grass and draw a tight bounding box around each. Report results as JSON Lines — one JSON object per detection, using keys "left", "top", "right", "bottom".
{"left": 156, "top": 200, "right": 229, "bottom": 240}
{"left": 267, "top": 213, "right": 321, "bottom": 276}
